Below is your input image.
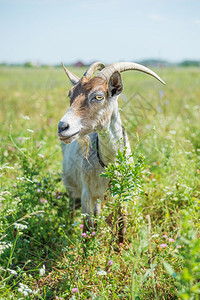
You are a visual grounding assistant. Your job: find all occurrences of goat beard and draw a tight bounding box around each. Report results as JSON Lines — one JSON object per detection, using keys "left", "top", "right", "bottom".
{"left": 78, "top": 135, "right": 90, "bottom": 159}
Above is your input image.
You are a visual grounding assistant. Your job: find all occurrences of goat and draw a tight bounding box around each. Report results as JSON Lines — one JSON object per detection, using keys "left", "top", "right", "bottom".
{"left": 58, "top": 62, "right": 165, "bottom": 241}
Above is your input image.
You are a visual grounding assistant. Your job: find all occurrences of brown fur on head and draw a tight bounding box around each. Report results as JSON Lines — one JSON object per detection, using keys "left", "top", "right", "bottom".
{"left": 69, "top": 77, "right": 109, "bottom": 131}
{"left": 69, "top": 76, "right": 108, "bottom": 107}
{"left": 58, "top": 70, "right": 123, "bottom": 144}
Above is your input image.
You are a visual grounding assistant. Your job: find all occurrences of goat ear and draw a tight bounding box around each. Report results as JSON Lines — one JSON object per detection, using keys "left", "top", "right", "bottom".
{"left": 108, "top": 71, "right": 123, "bottom": 97}
{"left": 61, "top": 62, "right": 80, "bottom": 85}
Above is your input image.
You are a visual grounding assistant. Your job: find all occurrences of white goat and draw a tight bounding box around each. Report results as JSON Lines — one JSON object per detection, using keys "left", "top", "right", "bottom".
{"left": 58, "top": 62, "right": 165, "bottom": 241}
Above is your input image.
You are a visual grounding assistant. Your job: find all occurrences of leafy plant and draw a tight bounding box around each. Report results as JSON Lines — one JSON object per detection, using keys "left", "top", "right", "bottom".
{"left": 164, "top": 210, "right": 200, "bottom": 300}
{"left": 101, "top": 148, "right": 145, "bottom": 245}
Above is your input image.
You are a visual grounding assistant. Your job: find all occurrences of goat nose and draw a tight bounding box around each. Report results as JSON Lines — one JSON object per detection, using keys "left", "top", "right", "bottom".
{"left": 58, "top": 121, "right": 69, "bottom": 134}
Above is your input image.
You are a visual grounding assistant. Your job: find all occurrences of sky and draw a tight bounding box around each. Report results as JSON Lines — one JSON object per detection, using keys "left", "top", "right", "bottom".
{"left": 0, "top": 0, "right": 200, "bottom": 64}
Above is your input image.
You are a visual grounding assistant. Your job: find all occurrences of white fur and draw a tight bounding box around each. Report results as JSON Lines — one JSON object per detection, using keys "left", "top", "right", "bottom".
{"left": 61, "top": 96, "right": 131, "bottom": 227}
{"left": 60, "top": 108, "right": 82, "bottom": 138}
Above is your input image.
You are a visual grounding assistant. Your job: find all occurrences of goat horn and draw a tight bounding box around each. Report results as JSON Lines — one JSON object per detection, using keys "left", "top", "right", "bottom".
{"left": 61, "top": 62, "right": 80, "bottom": 85}
{"left": 83, "top": 62, "right": 106, "bottom": 78}
{"left": 97, "top": 62, "right": 165, "bottom": 85}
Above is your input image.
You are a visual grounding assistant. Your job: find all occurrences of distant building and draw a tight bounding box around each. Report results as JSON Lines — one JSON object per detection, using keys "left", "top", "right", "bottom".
{"left": 74, "top": 61, "right": 85, "bottom": 67}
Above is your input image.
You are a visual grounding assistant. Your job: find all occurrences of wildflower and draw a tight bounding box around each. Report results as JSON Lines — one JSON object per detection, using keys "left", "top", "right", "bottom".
{"left": 40, "top": 198, "right": 47, "bottom": 204}
{"left": 8, "top": 145, "right": 15, "bottom": 152}
{"left": 176, "top": 245, "right": 181, "bottom": 248}
{"left": 107, "top": 260, "right": 113, "bottom": 266}
{"left": 97, "top": 269, "right": 107, "bottom": 276}
{"left": 22, "top": 115, "right": 30, "bottom": 120}
{"left": 157, "top": 105, "right": 163, "bottom": 113}
{"left": 81, "top": 233, "right": 87, "bottom": 238}
{"left": 71, "top": 288, "right": 79, "bottom": 293}
{"left": 37, "top": 188, "right": 41, "bottom": 193}
{"left": 38, "top": 153, "right": 44, "bottom": 158}
{"left": 169, "top": 130, "right": 176, "bottom": 135}
{"left": 159, "top": 243, "right": 167, "bottom": 248}
{"left": 14, "top": 223, "right": 27, "bottom": 230}
{"left": 39, "top": 265, "right": 45, "bottom": 276}
{"left": 163, "top": 234, "right": 168, "bottom": 239}
{"left": 7, "top": 268, "right": 17, "bottom": 275}
{"left": 168, "top": 238, "right": 175, "bottom": 243}
{"left": 18, "top": 283, "right": 34, "bottom": 296}
{"left": 159, "top": 89, "right": 164, "bottom": 98}
{"left": 152, "top": 234, "right": 159, "bottom": 238}
{"left": 80, "top": 224, "right": 84, "bottom": 229}
{"left": 91, "top": 231, "right": 96, "bottom": 236}
{"left": 27, "top": 129, "right": 34, "bottom": 133}
{"left": 26, "top": 178, "right": 33, "bottom": 183}
{"left": 0, "top": 241, "right": 12, "bottom": 256}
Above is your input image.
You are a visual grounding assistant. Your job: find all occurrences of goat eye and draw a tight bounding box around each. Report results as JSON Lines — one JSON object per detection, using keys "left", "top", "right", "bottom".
{"left": 95, "top": 95, "right": 104, "bottom": 101}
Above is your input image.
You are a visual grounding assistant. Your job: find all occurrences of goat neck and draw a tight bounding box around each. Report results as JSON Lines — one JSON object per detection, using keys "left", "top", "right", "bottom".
{"left": 97, "top": 97, "right": 127, "bottom": 166}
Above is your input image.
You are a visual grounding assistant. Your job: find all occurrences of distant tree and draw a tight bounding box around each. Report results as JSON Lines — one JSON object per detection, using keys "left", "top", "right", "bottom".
{"left": 24, "top": 62, "right": 33, "bottom": 68}
{"left": 180, "top": 60, "right": 200, "bottom": 67}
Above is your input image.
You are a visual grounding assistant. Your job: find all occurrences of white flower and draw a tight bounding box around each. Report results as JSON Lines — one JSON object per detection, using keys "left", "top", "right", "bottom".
{"left": 152, "top": 234, "right": 159, "bottom": 238}
{"left": 97, "top": 269, "right": 107, "bottom": 276}
{"left": 39, "top": 265, "right": 45, "bottom": 276}
{"left": 18, "top": 283, "right": 33, "bottom": 295}
{"left": 169, "top": 130, "right": 176, "bottom": 135}
{"left": 26, "top": 178, "right": 33, "bottom": 183}
{"left": 14, "top": 223, "right": 27, "bottom": 230}
{"left": 23, "top": 137, "right": 30, "bottom": 140}
{"left": 0, "top": 164, "right": 14, "bottom": 170}
{"left": 0, "top": 241, "right": 12, "bottom": 255}
{"left": 27, "top": 129, "right": 34, "bottom": 133}
{"left": 7, "top": 268, "right": 17, "bottom": 275}
{"left": 22, "top": 115, "right": 30, "bottom": 120}
{"left": 32, "top": 289, "right": 39, "bottom": 295}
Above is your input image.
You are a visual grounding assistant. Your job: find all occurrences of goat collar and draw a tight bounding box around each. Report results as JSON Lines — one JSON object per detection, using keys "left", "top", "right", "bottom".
{"left": 96, "top": 125, "right": 126, "bottom": 169}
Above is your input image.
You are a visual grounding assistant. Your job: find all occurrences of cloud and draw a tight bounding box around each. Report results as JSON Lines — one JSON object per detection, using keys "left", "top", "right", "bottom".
{"left": 194, "top": 19, "right": 200, "bottom": 25}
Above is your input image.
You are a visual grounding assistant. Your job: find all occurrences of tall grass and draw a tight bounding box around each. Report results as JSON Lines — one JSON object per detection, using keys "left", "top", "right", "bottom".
{"left": 0, "top": 66, "right": 200, "bottom": 299}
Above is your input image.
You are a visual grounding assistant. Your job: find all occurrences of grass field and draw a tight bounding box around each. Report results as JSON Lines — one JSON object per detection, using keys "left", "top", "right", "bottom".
{"left": 0, "top": 66, "right": 200, "bottom": 299}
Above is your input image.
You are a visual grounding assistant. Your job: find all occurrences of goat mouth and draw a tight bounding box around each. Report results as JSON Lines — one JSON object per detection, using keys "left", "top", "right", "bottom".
{"left": 59, "top": 131, "right": 80, "bottom": 142}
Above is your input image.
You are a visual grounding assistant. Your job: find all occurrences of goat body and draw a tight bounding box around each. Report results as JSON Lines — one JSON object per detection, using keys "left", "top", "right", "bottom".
{"left": 58, "top": 62, "right": 165, "bottom": 236}
{"left": 62, "top": 100, "right": 131, "bottom": 228}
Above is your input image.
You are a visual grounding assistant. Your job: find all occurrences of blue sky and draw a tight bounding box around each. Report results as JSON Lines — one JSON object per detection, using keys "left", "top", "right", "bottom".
{"left": 0, "top": 0, "right": 200, "bottom": 64}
